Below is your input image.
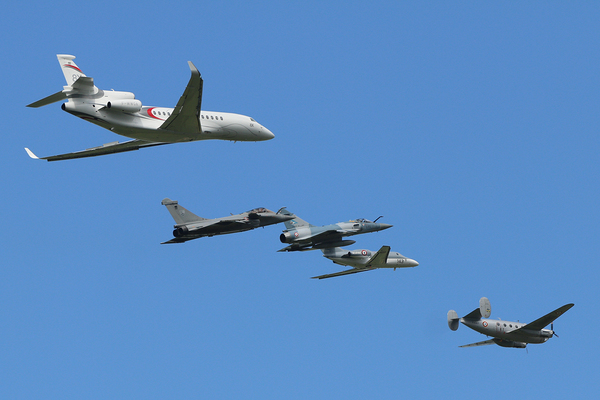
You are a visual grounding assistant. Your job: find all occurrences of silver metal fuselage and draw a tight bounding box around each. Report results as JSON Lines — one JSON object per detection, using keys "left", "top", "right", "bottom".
{"left": 460, "top": 318, "right": 552, "bottom": 344}
{"left": 323, "top": 247, "right": 419, "bottom": 269}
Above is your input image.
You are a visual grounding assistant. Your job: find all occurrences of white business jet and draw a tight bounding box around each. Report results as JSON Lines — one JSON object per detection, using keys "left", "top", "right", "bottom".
{"left": 26, "top": 55, "right": 274, "bottom": 161}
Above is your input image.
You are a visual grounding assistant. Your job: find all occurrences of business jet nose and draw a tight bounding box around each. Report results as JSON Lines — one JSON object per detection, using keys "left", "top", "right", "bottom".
{"left": 261, "top": 126, "right": 275, "bottom": 140}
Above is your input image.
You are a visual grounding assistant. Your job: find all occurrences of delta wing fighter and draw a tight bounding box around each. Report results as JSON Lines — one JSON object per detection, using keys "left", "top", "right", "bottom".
{"left": 448, "top": 297, "right": 574, "bottom": 349}
{"left": 161, "top": 199, "right": 293, "bottom": 244}
{"left": 26, "top": 55, "right": 274, "bottom": 161}
{"left": 277, "top": 209, "right": 392, "bottom": 252}
{"left": 312, "top": 246, "right": 419, "bottom": 279}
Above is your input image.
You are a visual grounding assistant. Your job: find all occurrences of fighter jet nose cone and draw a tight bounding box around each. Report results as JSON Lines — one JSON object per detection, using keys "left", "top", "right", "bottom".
{"left": 380, "top": 223, "right": 393, "bottom": 230}
{"left": 410, "top": 259, "right": 419, "bottom": 267}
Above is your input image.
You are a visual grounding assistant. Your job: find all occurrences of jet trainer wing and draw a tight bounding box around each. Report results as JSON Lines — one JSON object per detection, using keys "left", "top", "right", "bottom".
{"left": 159, "top": 61, "right": 203, "bottom": 133}
{"left": 25, "top": 139, "right": 169, "bottom": 161}
{"left": 459, "top": 340, "right": 495, "bottom": 348}
{"left": 365, "top": 246, "right": 391, "bottom": 267}
{"left": 311, "top": 267, "right": 375, "bottom": 280}
{"left": 509, "top": 303, "right": 574, "bottom": 333}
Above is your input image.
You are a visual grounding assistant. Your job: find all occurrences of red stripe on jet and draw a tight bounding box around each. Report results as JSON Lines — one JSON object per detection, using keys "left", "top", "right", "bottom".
{"left": 63, "top": 64, "right": 83, "bottom": 73}
{"left": 146, "top": 107, "right": 164, "bottom": 120}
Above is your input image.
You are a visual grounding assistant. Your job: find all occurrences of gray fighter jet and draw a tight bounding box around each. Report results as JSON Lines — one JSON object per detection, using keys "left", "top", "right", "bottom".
{"left": 312, "top": 246, "right": 419, "bottom": 279}
{"left": 277, "top": 209, "right": 393, "bottom": 252}
{"left": 448, "top": 297, "right": 574, "bottom": 349}
{"left": 313, "top": 246, "right": 419, "bottom": 279}
{"left": 161, "top": 198, "right": 294, "bottom": 244}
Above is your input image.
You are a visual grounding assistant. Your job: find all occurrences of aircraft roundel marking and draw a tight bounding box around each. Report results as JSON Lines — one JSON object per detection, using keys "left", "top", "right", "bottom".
{"left": 294, "top": 232, "right": 299, "bottom": 238}
{"left": 361, "top": 250, "right": 367, "bottom": 256}
{"left": 482, "top": 321, "right": 488, "bottom": 327}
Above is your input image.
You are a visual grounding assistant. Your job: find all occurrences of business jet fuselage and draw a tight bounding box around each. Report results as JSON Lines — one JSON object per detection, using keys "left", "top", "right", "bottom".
{"left": 61, "top": 98, "right": 270, "bottom": 144}
{"left": 26, "top": 55, "right": 273, "bottom": 161}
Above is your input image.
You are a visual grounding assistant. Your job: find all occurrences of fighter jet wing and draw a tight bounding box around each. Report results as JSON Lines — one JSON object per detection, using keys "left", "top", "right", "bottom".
{"left": 301, "top": 230, "right": 343, "bottom": 243}
{"left": 459, "top": 340, "right": 496, "bottom": 348}
{"left": 25, "top": 139, "right": 169, "bottom": 161}
{"left": 311, "top": 267, "right": 376, "bottom": 279}
{"left": 159, "top": 61, "right": 202, "bottom": 133}
{"left": 509, "top": 303, "right": 574, "bottom": 333}
{"left": 161, "top": 237, "right": 194, "bottom": 244}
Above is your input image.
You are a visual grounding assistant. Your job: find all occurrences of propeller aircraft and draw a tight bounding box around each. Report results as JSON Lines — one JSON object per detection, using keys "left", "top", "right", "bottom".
{"left": 447, "top": 297, "right": 574, "bottom": 348}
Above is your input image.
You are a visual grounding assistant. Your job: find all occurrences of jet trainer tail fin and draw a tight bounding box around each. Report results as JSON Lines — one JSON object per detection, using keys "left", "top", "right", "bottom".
{"left": 161, "top": 198, "right": 206, "bottom": 225}
{"left": 277, "top": 208, "right": 313, "bottom": 230}
{"left": 57, "top": 54, "right": 86, "bottom": 86}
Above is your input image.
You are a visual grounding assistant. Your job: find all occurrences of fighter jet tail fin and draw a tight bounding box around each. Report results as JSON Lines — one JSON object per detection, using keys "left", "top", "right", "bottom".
{"left": 277, "top": 208, "right": 314, "bottom": 229}
{"left": 161, "top": 198, "right": 206, "bottom": 224}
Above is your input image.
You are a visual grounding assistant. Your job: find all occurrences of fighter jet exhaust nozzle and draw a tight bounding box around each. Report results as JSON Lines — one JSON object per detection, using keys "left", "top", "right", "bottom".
{"left": 280, "top": 232, "right": 294, "bottom": 243}
{"left": 173, "top": 226, "right": 189, "bottom": 237}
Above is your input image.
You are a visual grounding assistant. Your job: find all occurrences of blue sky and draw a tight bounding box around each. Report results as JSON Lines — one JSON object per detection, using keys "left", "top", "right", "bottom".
{"left": 2, "top": 1, "right": 599, "bottom": 398}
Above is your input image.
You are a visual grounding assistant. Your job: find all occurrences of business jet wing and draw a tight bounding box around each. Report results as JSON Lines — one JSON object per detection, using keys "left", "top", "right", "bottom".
{"left": 25, "top": 139, "right": 168, "bottom": 161}
{"left": 459, "top": 340, "right": 495, "bottom": 348}
{"left": 311, "top": 267, "right": 376, "bottom": 280}
{"left": 509, "top": 303, "right": 574, "bottom": 333}
{"left": 159, "top": 61, "right": 202, "bottom": 133}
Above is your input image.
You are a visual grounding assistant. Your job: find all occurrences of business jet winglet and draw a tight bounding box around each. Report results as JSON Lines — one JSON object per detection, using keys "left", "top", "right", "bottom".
{"left": 26, "top": 55, "right": 274, "bottom": 161}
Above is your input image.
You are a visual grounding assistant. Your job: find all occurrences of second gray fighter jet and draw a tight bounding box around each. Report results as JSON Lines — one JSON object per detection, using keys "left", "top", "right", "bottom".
{"left": 277, "top": 209, "right": 393, "bottom": 252}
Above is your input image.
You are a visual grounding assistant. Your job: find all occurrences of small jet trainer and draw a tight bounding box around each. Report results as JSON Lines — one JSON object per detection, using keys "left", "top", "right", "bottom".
{"left": 312, "top": 246, "right": 419, "bottom": 279}
{"left": 26, "top": 55, "right": 274, "bottom": 161}
{"left": 277, "top": 209, "right": 393, "bottom": 252}
{"left": 161, "top": 198, "right": 294, "bottom": 244}
{"left": 447, "top": 297, "right": 574, "bottom": 349}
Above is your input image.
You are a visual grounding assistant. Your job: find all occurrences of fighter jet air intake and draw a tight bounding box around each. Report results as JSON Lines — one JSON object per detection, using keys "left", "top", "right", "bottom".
{"left": 25, "top": 54, "right": 274, "bottom": 161}
{"left": 447, "top": 297, "right": 574, "bottom": 349}
{"left": 161, "top": 199, "right": 294, "bottom": 244}
{"left": 276, "top": 209, "right": 393, "bottom": 252}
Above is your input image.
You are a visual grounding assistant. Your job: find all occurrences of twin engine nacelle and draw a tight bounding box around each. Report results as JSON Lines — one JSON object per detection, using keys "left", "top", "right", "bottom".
{"left": 106, "top": 99, "right": 143, "bottom": 113}
{"left": 495, "top": 340, "right": 527, "bottom": 348}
